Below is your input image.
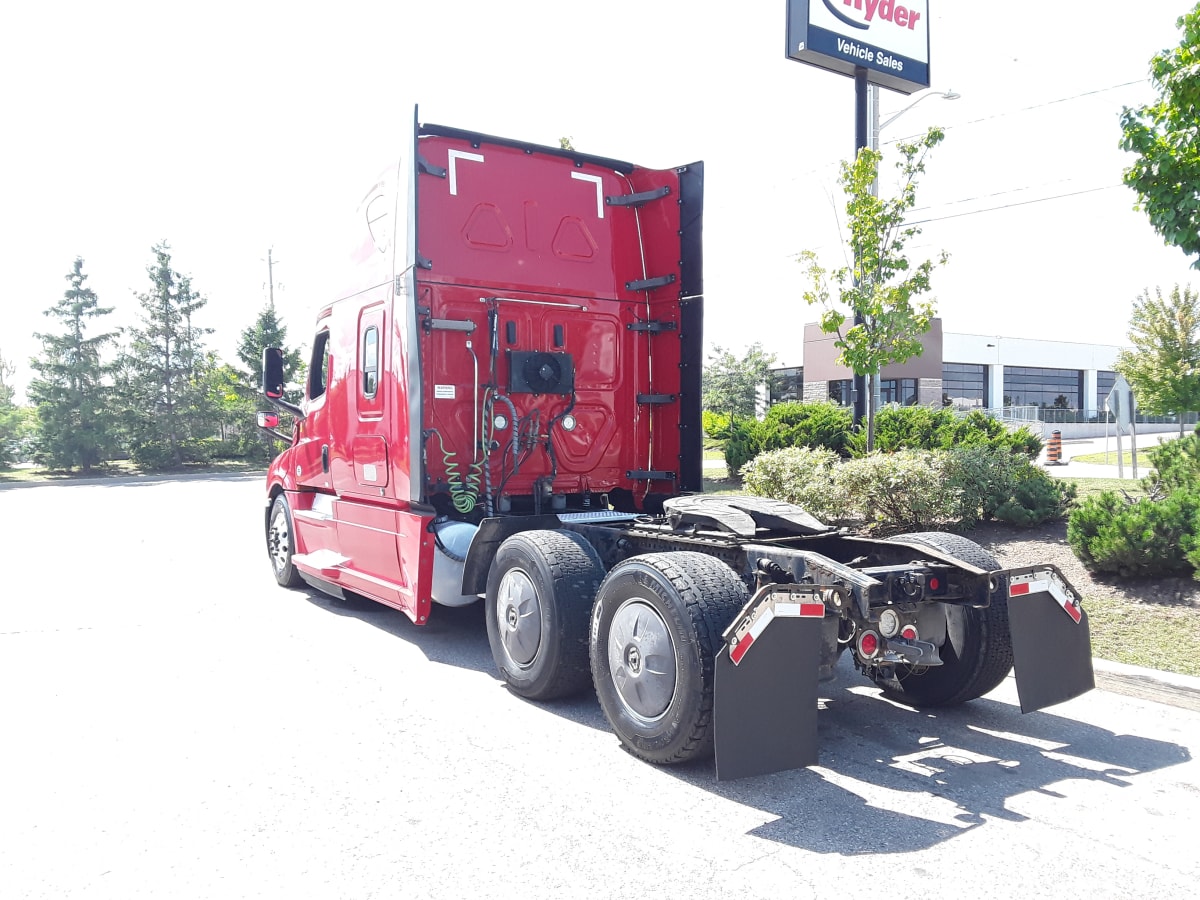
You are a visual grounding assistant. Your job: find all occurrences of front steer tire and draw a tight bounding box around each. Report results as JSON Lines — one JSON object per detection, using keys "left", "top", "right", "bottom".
{"left": 874, "top": 531, "right": 1014, "bottom": 707}
{"left": 485, "top": 530, "right": 605, "bottom": 701}
{"left": 267, "top": 494, "right": 304, "bottom": 588}
{"left": 590, "top": 552, "right": 747, "bottom": 766}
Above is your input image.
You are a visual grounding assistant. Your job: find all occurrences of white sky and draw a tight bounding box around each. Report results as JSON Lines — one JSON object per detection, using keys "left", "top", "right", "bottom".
{"left": 2, "top": 0, "right": 1196, "bottom": 398}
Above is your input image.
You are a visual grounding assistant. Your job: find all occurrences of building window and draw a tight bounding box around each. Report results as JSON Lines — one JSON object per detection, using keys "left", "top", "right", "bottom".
{"left": 1003, "top": 366, "right": 1083, "bottom": 410}
{"left": 943, "top": 362, "right": 987, "bottom": 409}
{"left": 769, "top": 366, "right": 803, "bottom": 404}
{"left": 879, "top": 378, "right": 918, "bottom": 406}
{"left": 828, "top": 379, "right": 853, "bottom": 406}
{"left": 1097, "top": 370, "right": 1118, "bottom": 408}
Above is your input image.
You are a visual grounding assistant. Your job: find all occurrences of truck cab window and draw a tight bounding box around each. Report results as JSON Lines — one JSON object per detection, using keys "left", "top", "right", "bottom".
{"left": 309, "top": 330, "right": 331, "bottom": 400}
{"left": 362, "top": 326, "right": 379, "bottom": 398}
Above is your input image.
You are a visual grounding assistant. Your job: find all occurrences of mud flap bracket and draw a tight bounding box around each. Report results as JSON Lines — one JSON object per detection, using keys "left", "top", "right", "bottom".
{"left": 1005, "top": 565, "right": 1095, "bottom": 713}
{"left": 714, "top": 585, "right": 825, "bottom": 780}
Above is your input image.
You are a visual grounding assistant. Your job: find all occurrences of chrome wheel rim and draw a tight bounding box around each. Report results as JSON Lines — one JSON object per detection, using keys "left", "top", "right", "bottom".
{"left": 268, "top": 504, "right": 291, "bottom": 575}
{"left": 496, "top": 567, "right": 541, "bottom": 668}
{"left": 607, "top": 598, "right": 677, "bottom": 722}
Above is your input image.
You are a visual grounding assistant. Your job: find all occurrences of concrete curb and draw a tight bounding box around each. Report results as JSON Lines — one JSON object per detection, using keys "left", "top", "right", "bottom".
{"left": 1092, "top": 657, "right": 1200, "bottom": 713}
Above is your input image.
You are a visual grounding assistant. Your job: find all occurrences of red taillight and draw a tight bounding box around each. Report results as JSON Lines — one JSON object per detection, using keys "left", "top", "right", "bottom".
{"left": 857, "top": 630, "right": 880, "bottom": 659}
{"left": 900, "top": 625, "right": 918, "bottom": 641}
{"left": 928, "top": 576, "right": 940, "bottom": 591}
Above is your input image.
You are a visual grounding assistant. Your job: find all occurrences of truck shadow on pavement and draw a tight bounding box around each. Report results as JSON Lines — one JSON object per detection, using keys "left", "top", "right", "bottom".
{"left": 295, "top": 585, "right": 1193, "bottom": 853}
{"left": 667, "top": 667, "right": 1193, "bottom": 854}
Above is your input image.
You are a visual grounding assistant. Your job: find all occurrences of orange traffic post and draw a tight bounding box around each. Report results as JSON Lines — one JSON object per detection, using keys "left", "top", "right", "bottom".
{"left": 1045, "top": 430, "right": 1063, "bottom": 466}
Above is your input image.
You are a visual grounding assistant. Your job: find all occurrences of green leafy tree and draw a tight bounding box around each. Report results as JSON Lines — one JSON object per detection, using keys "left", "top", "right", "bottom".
{"left": 1120, "top": 6, "right": 1200, "bottom": 265}
{"left": 0, "top": 347, "right": 25, "bottom": 467}
{"left": 702, "top": 343, "right": 777, "bottom": 421}
{"left": 1114, "top": 285, "right": 1200, "bottom": 434}
{"left": 120, "top": 242, "right": 216, "bottom": 469}
{"left": 26, "top": 258, "right": 120, "bottom": 472}
{"left": 800, "top": 127, "right": 947, "bottom": 451}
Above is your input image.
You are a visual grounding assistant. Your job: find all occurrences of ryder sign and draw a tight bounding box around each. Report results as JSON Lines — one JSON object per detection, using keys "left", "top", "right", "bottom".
{"left": 786, "top": 0, "right": 931, "bottom": 94}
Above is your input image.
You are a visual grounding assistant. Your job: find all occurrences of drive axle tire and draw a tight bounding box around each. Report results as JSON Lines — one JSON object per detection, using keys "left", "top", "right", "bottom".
{"left": 876, "top": 531, "right": 1014, "bottom": 707}
{"left": 267, "top": 493, "right": 304, "bottom": 588}
{"left": 590, "top": 552, "right": 747, "bottom": 766}
{"left": 485, "top": 530, "right": 605, "bottom": 701}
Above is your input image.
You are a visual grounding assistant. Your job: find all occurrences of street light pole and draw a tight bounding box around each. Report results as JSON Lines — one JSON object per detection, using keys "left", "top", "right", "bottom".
{"left": 864, "top": 85, "right": 961, "bottom": 421}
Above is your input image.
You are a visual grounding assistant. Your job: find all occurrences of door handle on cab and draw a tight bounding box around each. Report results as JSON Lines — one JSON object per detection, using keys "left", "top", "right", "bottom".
{"left": 322, "top": 445, "right": 329, "bottom": 473}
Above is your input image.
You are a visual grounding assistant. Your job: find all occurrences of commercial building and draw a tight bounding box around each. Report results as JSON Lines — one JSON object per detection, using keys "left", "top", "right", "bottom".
{"left": 768, "top": 320, "right": 1186, "bottom": 438}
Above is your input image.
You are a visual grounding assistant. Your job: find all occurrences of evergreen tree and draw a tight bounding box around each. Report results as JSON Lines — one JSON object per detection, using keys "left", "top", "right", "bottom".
{"left": 233, "top": 302, "right": 304, "bottom": 459}
{"left": 236, "top": 302, "right": 302, "bottom": 392}
{"left": 121, "top": 242, "right": 215, "bottom": 468}
{"left": 27, "top": 258, "right": 119, "bottom": 472}
{"left": 0, "top": 347, "right": 24, "bottom": 467}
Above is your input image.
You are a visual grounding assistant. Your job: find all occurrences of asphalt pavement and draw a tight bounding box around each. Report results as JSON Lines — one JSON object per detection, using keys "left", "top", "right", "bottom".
{"left": 1041, "top": 431, "right": 1181, "bottom": 479}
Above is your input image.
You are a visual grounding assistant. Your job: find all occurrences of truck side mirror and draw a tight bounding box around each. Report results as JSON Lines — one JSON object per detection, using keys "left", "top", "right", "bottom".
{"left": 263, "top": 347, "right": 286, "bottom": 399}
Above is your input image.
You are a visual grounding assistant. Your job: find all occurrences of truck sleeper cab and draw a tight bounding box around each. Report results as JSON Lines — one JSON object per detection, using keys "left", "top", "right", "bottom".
{"left": 260, "top": 118, "right": 1095, "bottom": 780}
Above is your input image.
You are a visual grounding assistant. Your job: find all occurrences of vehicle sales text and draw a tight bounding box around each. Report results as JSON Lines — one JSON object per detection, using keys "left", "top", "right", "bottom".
{"left": 835, "top": 38, "right": 905, "bottom": 71}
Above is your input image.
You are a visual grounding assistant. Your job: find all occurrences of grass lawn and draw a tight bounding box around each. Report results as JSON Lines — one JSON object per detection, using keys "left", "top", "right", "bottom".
{"left": 1086, "top": 595, "right": 1200, "bottom": 678}
{"left": 1071, "top": 449, "right": 1155, "bottom": 469}
{"left": 0, "top": 459, "right": 266, "bottom": 484}
{"left": 1060, "top": 477, "right": 1147, "bottom": 501}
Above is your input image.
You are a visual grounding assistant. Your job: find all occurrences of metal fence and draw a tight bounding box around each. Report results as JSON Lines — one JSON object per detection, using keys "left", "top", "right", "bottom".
{"left": 966, "top": 405, "right": 1199, "bottom": 427}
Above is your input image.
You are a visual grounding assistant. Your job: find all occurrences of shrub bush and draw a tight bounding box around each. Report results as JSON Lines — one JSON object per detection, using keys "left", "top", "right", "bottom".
{"left": 758, "top": 401, "right": 854, "bottom": 457}
{"left": 1145, "top": 431, "right": 1200, "bottom": 495}
{"left": 945, "top": 446, "right": 1074, "bottom": 527}
{"left": 741, "top": 444, "right": 1072, "bottom": 533}
{"left": 702, "top": 410, "right": 733, "bottom": 442}
{"left": 739, "top": 446, "right": 843, "bottom": 523}
{"left": 872, "top": 406, "right": 1042, "bottom": 459}
{"left": 723, "top": 418, "right": 756, "bottom": 473}
{"left": 833, "top": 450, "right": 961, "bottom": 533}
{"left": 1067, "top": 488, "right": 1200, "bottom": 577}
{"left": 993, "top": 468, "right": 1076, "bottom": 526}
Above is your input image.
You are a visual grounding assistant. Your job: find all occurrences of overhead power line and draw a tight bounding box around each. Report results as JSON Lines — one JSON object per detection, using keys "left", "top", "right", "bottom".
{"left": 882, "top": 79, "right": 1149, "bottom": 144}
{"left": 906, "top": 184, "right": 1124, "bottom": 226}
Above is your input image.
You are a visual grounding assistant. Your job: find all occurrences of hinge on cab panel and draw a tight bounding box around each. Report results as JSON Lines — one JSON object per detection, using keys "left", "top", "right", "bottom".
{"left": 627, "top": 320, "right": 678, "bottom": 334}
{"left": 606, "top": 185, "right": 671, "bottom": 208}
{"left": 637, "top": 394, "right": 677, "bottom": 405}
{"left": 626, "top": 274, "right": 677, "bottom": 292}
{"left": 627, "top": 470, "right": 676, "bottom": 481}
{"left": 418, "top": 156, "right": 447, "bottom": 178}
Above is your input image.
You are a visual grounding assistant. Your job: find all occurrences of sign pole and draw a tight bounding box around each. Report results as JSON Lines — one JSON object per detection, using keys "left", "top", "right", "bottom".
{"left": 1131, "top": 393, "right": 1139, "bottom": 480}
{"left": 852, "top": 67, "right": 869, "bottom": 428}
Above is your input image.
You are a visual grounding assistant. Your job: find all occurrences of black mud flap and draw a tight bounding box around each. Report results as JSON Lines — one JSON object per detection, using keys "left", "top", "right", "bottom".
{"left": 713, "top": 586, "right": 825, "bottom": 780}
{"left": 1004, "top": 565, "right": 1095, "bottom": 713}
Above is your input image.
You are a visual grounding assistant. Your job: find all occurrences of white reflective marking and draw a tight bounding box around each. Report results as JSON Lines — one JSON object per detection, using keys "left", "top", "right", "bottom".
{"left": 571, "top": 172, "right": 605, "bottom": 219}
{"left": 448, "top": 149, "right": 485, "bottom": 196}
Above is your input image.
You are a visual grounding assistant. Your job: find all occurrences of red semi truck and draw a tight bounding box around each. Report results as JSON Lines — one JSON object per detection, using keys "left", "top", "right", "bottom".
{"left": 258, "top": 117, "right": 1095, "bottom": 779}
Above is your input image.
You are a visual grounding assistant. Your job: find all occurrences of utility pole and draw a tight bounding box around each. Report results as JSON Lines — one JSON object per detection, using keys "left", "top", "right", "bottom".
{"left": 266, "top": 248, "right": 279, "bottom": 310}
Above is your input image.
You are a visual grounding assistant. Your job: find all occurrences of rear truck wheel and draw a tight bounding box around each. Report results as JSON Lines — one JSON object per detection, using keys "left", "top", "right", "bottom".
{"left": 590, "top": 552, "right": 748, "bottom": 765}
{"left": 267, "top": 493, "right": 303, "bottom": 588}
{"left": 875, "top": 531, "right": 1013, "bottom": 707}
{"left": 485, "top": 530, "right": 605, "bottom": 701}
